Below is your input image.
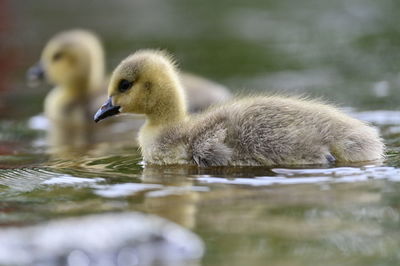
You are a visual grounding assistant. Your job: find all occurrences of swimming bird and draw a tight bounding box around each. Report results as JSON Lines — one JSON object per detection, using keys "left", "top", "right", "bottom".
{"left": 27, "top": 30, "right": 106, "bottom": 147}
{"left": 27, "top": 30, "right": 104, "bottom": 127}
{"left": 94, "top": 49, "right": 385, "bottom": 166}
{"left": 27, "top": 30, "right": 231, "bottom": 147}
{"left": 27, "top": 30, "right": 232, "bottom": 117}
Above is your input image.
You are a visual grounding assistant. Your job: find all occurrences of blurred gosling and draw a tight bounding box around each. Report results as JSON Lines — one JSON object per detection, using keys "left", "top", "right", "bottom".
{"left": 27, "top": 29, "right": 231, "bottom": 125}
{"left": 94, "top": 50, "right": 384, "bottom": 166}
{"left": 27, "top": 30, "right": 105, "bottom": 126}
{"left": 28, "top": 30, "right": 105, "bottom": 148}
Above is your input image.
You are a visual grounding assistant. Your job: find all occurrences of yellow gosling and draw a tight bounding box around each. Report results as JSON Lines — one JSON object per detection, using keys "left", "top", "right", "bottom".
{"left": 94, "top": 50, "right": 385, "bottom": 166}
{"left": 28, "top": 30, "right": 231, "bottom": 126}
{"left": 27, "top": 30, "right": 231, "bottom": 148}
{"left": 28, "top": 30, "right": 105, "bottom": 126}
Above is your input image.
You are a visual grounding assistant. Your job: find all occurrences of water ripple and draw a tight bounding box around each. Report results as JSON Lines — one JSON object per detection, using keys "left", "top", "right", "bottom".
{"left": 42, "top": 176, "right": 105, "bottom": 186}
{"left": 93, "top": 183, "right": 163, "bottom": 198}
{"left": 197, "top": 166, "right": 400, "bottom": 187}
{"left": 0, "top": 168, "right": 56, "bottom": 191}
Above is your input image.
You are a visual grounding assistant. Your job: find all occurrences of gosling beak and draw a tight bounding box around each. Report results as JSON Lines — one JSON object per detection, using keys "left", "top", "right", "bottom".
{"left": 94, "top": 97, "right": 121, "bottom": 123}
{"left": 26, "top": 62, "right": 45, "bottom": 87}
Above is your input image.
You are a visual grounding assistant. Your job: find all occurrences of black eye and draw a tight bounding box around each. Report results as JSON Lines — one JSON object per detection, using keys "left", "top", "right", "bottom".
{"left": 118, "top": 79, "right": 133, "bottom": 93}
{"left": 52, "top": 52, "right": 63, "bottom": 61}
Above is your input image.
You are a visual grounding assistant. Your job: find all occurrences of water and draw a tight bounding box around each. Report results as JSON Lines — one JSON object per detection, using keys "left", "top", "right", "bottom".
{"left": 1, "top": 0, "right": 400, "bottom": 265}
{"left": 0, "top": 212, "right": 204, "bottom": 266}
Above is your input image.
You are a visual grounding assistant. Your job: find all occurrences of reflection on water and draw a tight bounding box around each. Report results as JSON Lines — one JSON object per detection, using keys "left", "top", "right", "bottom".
{"left": 0, "top": 110, "right": 400, "bottom": 265}
{"left": 0, "top": 212, "right": 204, "bottom": 266}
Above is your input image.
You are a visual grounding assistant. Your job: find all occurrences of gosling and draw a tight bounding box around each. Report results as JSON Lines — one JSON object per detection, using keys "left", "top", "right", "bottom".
{"left": 28, "top": 29, "right": 105, "bottom": 126}
{"left": 94, "top": 50, "right": 385, "bottom": 167}
{"left": 27, "top": 29, "right": 231, "bottom": 125}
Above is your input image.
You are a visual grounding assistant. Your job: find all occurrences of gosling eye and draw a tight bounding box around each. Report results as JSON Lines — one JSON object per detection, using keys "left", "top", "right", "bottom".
{"left": 118, "top": 79, "right": 133, "bottom": 93}
{"left": 52, "top": 52, "right": 64, "bottom": 62}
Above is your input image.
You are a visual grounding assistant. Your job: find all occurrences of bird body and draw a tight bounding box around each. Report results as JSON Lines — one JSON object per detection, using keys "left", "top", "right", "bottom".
{"left": 138, "top": 96, "right": 384, "bottom": 166}
{"left": 95, "top": 50, "right": 384, "bottom": 166}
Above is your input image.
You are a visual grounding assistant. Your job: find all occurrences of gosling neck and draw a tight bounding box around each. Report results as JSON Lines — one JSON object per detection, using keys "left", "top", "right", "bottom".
{"left": 147, "top": 106, "right": 187, "bottom": 128}
{"left": 146, "top": 84, "right": 188, "bottom": 128}
{"left": 62, "top": 76, "right": 90, "bottom": 99}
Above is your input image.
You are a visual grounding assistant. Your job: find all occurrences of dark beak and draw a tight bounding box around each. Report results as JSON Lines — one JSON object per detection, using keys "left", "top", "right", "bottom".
{"left": 94, "top": 97, "right": 121, "bottom": 123}
{"left": 26, "top": 62, "right": 45, "bottom": 87}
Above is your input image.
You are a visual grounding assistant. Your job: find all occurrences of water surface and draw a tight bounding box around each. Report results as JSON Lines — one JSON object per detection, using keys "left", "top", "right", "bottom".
{"left": 1, "top": 0, "right": 400, "bottom": 265}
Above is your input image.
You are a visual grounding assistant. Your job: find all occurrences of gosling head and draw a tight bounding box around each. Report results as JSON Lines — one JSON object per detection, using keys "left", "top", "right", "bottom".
{"left": 94, "top": 50, "right": 187, "bottom": 123}
{"left": 27, "top": 29, "right": 104, "bottom": 89}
